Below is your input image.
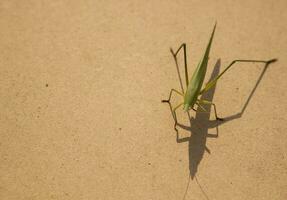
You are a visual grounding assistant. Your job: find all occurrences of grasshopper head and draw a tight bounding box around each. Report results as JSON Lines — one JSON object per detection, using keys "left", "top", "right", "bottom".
{"left": 183, "top": 104, "right": 190, "bottom": 112}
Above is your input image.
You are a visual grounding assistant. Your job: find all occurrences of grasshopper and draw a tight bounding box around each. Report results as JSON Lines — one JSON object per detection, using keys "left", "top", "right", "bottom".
{"left": 162, "top": 23, "right": 276, "bottom": 131}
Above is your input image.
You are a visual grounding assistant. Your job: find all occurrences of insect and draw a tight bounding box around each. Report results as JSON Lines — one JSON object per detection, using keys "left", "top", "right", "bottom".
{"left": 162, "top": 23, "right": 277, "bottom": 131}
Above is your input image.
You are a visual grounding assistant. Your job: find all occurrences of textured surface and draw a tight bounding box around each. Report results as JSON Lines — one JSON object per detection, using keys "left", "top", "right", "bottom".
{"left": 1, "top": 0, "right": 287, "bottom": 199}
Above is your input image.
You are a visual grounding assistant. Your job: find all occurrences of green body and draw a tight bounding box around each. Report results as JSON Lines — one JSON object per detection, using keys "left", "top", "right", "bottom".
{"left": 162, "top": 22, "right": 275, "bottom": 131}
{"left": 183, "top": 24, "right": 217, "bottom": 111}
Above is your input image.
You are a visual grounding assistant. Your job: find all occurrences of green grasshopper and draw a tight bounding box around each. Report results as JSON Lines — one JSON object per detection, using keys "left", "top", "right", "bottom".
{"left": 162, "top": 23, "right": 276, "bottom": 131}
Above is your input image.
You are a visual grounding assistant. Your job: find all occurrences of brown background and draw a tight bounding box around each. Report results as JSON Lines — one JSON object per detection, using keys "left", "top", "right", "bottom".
{"left": 1, "top": 0, "right": 287, "bottom": 199}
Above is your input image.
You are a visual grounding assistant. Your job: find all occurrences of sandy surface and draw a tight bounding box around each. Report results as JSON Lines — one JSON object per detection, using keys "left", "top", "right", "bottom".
{"left": 1, "top": 0, "right": 287, "bottom": 199}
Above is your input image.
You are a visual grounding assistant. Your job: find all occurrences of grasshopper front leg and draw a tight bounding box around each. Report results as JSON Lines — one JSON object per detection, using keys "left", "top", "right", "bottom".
{"left": 162, "top": 89, "right": 183, "bottom": 103}
{"left": 162, "top": 89, "right": 184, "bottom": 131}
{"left": 196, "top": 99, "right": 224, "bottom": 121}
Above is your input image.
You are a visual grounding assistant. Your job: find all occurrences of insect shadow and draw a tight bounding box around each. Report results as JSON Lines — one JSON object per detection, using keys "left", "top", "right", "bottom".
{"left": 164, "top": 58, "right": 274, "bottom": 180}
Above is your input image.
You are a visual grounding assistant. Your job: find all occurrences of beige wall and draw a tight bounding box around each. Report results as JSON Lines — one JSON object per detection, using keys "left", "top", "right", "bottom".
{"left": 1, "top": 0, "right": 286, "bottom": 199}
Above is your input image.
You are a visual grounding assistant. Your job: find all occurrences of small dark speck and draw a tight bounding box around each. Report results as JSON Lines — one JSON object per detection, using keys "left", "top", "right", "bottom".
{"left": 46, "top": 83, "right": 49, "bottom": 87}
{"left": 230, "top": 182, "right": 233, "bottom": 184}
{"left": 236, "top": 87, "right": 239, "bottom": 90}
{"left": 119, "top": 128, "right": 122, "bottom": 131}
{"left": 148, "top": 163, "right": 151, "bottom": 165}
{"left": 179, "top": 159, "right": 182, "bottom": 162}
